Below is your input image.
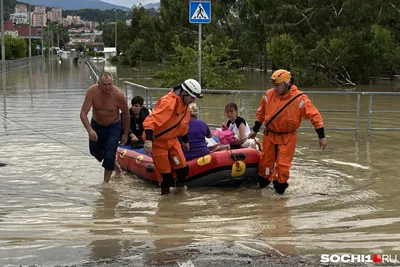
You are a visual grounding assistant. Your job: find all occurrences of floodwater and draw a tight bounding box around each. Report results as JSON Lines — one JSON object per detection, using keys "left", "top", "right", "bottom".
{"left": 0, "top": 58, "right": 400, "bottom": 266}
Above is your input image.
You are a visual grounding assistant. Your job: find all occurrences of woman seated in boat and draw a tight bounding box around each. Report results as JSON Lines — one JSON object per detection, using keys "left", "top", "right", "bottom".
{"left": 182, "top": 103, "right": 213, "bottom": 161}
{"left": 224, "top": 102, "right": 257, "bottom": 149}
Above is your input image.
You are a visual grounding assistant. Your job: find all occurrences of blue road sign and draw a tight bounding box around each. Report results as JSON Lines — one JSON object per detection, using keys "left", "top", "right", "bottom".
{"left": 36, "top": 44, "right": 40, "bottom": 50}
{"left": 94, "top": 47, "right": 98, "bottom": 52}
{"left": 189, "top": 1, "right": 211, "bottom": 24}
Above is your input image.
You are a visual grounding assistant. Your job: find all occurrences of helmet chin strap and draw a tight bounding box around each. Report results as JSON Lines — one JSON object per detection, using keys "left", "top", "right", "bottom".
{"left": 284, "top": 82, "right": 292, "bottom": 93}
{"left": 174, "top": 87, "right": 183, "bottom": 96}
{"left": 181, "top": 93, "right": 191, "bottom": 104}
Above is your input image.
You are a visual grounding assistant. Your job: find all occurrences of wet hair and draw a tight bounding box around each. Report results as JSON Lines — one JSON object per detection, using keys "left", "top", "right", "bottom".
{"left": 225, "top": 102, "right": 238, "bottom": 112}
{"left": 99, "top": 71, "right": 113, "bottom": 81}
{"left": 189, "top": 103, "right": 198, "bottom": 118}
{"left": 131, "top": 96, "right": 144, "bottom": 106}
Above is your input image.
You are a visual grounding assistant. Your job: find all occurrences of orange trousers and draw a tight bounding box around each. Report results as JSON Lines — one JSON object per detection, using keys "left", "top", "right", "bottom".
{"left": 151, "top": 138, "right": 187, "bottom": 182}
{"left": 258, "top": 133, "right": 296, "bottom": 184}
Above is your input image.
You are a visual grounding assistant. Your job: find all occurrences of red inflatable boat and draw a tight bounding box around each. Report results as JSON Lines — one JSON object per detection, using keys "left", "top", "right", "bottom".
{"left": 116, "top": 145, "right": 260, "bottom": 187}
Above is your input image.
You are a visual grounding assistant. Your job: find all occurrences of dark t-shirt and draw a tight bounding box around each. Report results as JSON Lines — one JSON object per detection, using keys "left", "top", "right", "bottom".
{"left": 120, "top": 106, "right": 150, "bottom": 143}
{"left": 130, "top": 106, "right": 150, "bottom": 140}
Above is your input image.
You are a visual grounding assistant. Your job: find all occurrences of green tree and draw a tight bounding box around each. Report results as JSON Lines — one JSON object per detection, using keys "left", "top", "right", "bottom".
{"left": 63, "top": 9, "right": 131, "bottom": 23}
{"left": 0, "top": 34, "right": 27, "bottom": 60}
{"left": 126, "top": 5, "right": 160, "bottom": 62}
{"left": 261, "top": 0, "right": 400, "bottom": 86}
{"left": 3, "top": 0, "right": 17, "bottom": 20}
{"left": 158, "top": 0, "right": 198, "bottom": 55}
{"left": 156, "top": 35, "right": 244, "bottom": 89}
{"left": 101, "top": 24, "right": 114, "bottom": 47}
{"left": 113, "top": 20, "right": 132, "bottom": 53}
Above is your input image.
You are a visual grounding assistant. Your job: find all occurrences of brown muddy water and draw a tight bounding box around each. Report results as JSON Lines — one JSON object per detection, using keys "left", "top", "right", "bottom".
{"left": 0, "top": 58, "right": 400, "bottom": 266}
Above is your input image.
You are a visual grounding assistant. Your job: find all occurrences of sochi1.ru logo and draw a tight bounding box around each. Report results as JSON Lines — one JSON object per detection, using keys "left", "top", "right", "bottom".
{"left": 320, "top": 254, "right": 398, "bottom": 263}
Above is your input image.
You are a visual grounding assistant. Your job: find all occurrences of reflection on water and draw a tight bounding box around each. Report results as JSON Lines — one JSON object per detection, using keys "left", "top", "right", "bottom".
{"left": 0, "top": 58, "right": 400, "bottom": 266}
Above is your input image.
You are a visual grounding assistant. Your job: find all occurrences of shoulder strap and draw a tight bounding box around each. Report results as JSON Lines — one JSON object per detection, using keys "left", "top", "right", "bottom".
{"left": 265, "top": 93, "right": 304, "bottom": 128}
{"left": 154, "top": 106, "right": 188, "bottom": 139}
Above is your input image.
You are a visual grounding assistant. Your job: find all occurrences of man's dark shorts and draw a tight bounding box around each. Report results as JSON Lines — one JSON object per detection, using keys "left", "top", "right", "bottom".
{"left": 89, "top": 119, "right": 121, "bottom": 170}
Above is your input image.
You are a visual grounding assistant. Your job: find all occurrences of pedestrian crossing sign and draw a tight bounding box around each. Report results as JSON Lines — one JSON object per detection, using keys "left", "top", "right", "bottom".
{"left": 189, "top": 1, "right": 211, "bottom": 24}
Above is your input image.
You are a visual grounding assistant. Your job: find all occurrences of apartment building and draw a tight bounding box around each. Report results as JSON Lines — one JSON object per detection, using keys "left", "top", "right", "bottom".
{"left": 15, "top": 4, "right": 27, "bottom": 13}
{"left": 32, "top": 13, "right": 46, "bottom": 27}
{"left": 67, "top": 27, "right": 102, "bottom": 45}
{"left": 10, "top": 4, "right": 98, "bottom": 34}
{"left": 52, "top": 8, "right": 62, "bottom": 21}
{"left": 10, "top": 13, "right": 28, "bottom": 24}
{"left": 47, "top": 8, "right": 62, "bottom": 23}
{"left": 33, "top": 5, "right": 45, "bottom": 14}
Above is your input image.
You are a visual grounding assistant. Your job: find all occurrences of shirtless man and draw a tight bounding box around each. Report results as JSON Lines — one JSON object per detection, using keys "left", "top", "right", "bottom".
{"left": 80, "top": 72, "right": 130, "bottom": 183}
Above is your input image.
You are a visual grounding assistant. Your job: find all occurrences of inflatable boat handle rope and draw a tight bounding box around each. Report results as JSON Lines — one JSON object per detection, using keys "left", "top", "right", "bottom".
{"left": 209, "top": 137, "right": 250, "bottom": 154}
{"left": 118, "top": 136, "right": 253, "bottom": 165}
{"left": 118, "top": 151, "right": 154, "bottom": 164}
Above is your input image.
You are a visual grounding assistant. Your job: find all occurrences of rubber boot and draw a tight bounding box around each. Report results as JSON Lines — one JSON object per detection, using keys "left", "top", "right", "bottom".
{"left": 258, "top": 175, "right": 271, "bottom": 188}
{"left": 273, "top": 180, "right": 288, "bottom": 194}
{"left": 175, "top": 165, "right": 189, "bottom": 187}
{"left": 161, "top": 187, "right": 171, "bottom": 195}
{"left": 161, "top": 173, "right": 174, "bottom": 195}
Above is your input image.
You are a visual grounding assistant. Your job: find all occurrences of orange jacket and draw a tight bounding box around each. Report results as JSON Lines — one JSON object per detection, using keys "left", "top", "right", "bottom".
{"left": 255, "top": 85, "right": 324, "bottom": 134}
{"left": 143, "top": 90, "right": 190, "bottom": 142}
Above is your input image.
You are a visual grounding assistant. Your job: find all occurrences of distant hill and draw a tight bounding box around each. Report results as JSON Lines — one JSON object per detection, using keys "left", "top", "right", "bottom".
{"left": 18, "top": 0, "right": 130, "bottom": 11}
{"left": 143, "top": 2, "right": 160, "bottom": 9}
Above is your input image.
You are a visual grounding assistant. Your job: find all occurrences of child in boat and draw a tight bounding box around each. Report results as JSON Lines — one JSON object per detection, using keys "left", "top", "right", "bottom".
{"left": 115, "top": 96, "right": 151, "bottom": 177}
{"left": 128, "top": 96, "right": 151, "bottom": 148}
{"left": 224, "top": 102, "right": 256, "bottom": 149}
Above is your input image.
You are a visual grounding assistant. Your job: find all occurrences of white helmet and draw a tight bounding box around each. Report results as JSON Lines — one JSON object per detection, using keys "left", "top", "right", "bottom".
{"left": 181, "top": 79, "right": 203, "bottom": 99}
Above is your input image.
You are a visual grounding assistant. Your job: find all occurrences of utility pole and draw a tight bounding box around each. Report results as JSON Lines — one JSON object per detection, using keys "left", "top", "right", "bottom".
{"left": 1, "top": 0, "right": 5, "bottom": 69}
{"left": 28, "top": 0, "right": 32, "bottom": 58}
{"left": 114, "top": 9, "right": 117, "bottom": 53}
{"left": 57, "top": 24, "right": 59, "bottom": 48}
{"left": 41, "top": 17, "right": 43, "bottom": 57}
{"left": 50, "top": 23, "right": 53, "bottom": 57}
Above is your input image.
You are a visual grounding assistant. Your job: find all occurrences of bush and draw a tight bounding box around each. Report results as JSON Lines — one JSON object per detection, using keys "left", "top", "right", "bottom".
{"left": 121, "top": 57, "right": 130, "bottom": 65}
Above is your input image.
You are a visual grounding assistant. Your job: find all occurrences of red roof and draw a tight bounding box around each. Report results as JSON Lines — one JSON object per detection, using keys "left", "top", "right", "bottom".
{"left": 4, "top": 20, "right": 40, "bottom": 37}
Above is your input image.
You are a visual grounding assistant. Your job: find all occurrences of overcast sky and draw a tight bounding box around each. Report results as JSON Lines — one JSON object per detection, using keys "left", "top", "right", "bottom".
{"left": 102, "top": 0, "right": 158, "bottom": 8}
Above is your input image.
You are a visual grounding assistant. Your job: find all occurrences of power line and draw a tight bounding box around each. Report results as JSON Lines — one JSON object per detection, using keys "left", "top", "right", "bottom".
{"left": 0, "top": 114, "right": 92, "bottom": 158}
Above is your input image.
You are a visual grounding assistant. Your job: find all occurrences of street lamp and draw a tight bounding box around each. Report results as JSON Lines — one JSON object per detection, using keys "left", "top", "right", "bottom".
{"left": 113, "top": 9, "right": 117, "bottom": 53}
{"left": 1, "top": 0, "right": 6, "bottom": 67}
{"left": 41, "top": 16, "right": 43, "bottom": 57}
{"left": 28, "top": 0, "right": 31, "bottom": 58}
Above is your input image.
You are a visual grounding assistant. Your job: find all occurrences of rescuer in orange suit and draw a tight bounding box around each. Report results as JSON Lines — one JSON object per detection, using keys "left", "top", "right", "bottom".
{"left": 248, "top": 69, "right": 328, "bottom": 194}
{"left": 143, "top": 79, "right": 203, "bottom": 195}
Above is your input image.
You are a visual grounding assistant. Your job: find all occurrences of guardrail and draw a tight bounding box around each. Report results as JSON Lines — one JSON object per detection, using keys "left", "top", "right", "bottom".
{"left": 366, "top": 93, "right": 400, "bottom": 140}
{"left": 0, "top": 56, "right": 43, "bottom": 73}
{"left": 85, "top": 59, "right": 100, "bottom": 82}
{"left": 124, "top": 81, "right": 400, "bottom": 141}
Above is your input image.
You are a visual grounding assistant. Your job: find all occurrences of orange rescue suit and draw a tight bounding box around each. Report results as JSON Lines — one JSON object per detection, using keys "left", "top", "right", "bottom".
{"left": 255, "top": 85, "right": 324, "bottom": 184}
{"left": 142, "top": 90, "right": 190, "bottom": 178}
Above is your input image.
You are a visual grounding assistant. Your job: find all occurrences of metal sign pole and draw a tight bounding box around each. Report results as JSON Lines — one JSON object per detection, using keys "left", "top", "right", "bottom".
{"left": 41, "top": 21, "right": 44, "bottom": 57}
{"left": 28, "top": 0, "right": 31, "bottom": 58}
{"left": 198, "top": 23, "right": 202, "bottom": 85}
{"left": 1, "top": 0, "right": 5, "bottom": 70}
{"left": 189, "top": 1, "right": 211, "bottom": 86}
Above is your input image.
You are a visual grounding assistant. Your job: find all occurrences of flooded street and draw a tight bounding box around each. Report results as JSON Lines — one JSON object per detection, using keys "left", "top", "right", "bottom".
{"left": 1, "top": 59, "right": 400, "bottom": 266}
